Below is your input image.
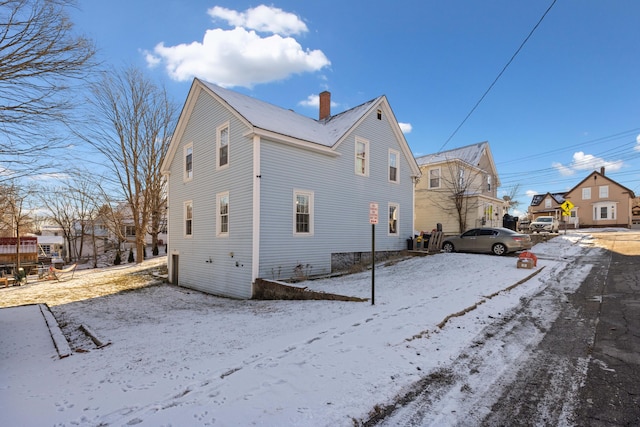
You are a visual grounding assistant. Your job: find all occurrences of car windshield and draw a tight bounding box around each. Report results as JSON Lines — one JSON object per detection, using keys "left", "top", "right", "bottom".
{"left": 537, "top": 218, "right": 552, "bottom": 223}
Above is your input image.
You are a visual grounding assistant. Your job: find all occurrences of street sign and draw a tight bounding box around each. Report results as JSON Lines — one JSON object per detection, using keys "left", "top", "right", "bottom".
{"left": 560, "top": 200, "right": 574, "bottom": 214}
{"left": 369, "top": 202, "right": 379, "bottom": 224}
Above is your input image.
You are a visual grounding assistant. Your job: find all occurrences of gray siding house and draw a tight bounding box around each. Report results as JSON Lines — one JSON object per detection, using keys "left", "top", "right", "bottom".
{"left": 161, "top": 79, "right": 420, "bottom": 299}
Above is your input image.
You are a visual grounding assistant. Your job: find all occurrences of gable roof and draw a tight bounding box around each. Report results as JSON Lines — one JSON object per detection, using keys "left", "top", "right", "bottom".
{"left": 201, "top": 81, "right": 378, "bottom": 148}
{"left": 530, "top": 192, "right": 566, "bottom": 206}
{"left": 415, "top": 141, "right": 491, "bottom": 166}
{"left": 162, "top": 79, "right": 420, "bottom": 177}
{"left": 414, "top": 141, "right": 500, "bottom": 186}
{"left": 566, "top": 170, "right": 636, "bottom": 199}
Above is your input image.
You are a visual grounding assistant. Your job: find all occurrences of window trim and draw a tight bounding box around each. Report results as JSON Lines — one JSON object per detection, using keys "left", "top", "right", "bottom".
{"left": 388, "top": 202, "right": 399, "bottom": 236}
{"left": 388, "top": 149, "right": 399, "bottom": 183}
{"left": 216, "top": 192, "right": 229, "bottom": 237}
{"left": 216, "top": 122, "right": 230, "bottom": 170}
{"left": 593, "top": 202, "right": 616, "bottom": 221}
{"left": 184, "top": 201, "right": 193, "bottom": 238}
{"left": 184, "top": 143, "right": 193, "bottom": 182}
{"left": 599, "top": 185, "right": 609, "bottom": 199}
{"left": 355, "top": 137, "right": 369, "bottom": 177}
{"left": 293, "top": 190, "right": 314, "bottom": 236}
{"left": 428, "top": 167, "right": 441, "bottom": 189}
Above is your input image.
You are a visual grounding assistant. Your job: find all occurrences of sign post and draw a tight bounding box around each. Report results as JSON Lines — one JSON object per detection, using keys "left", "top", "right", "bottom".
{"left": 560, "top": 200, "right": 574, "bottom": 234}
{"left": 369, "top": 202, "right": 378, "bottom": 305}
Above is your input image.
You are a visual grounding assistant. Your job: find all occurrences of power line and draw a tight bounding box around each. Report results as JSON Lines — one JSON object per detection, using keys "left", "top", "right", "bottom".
{"left": 437, "top": 0, "right": 558, "bottom": 153}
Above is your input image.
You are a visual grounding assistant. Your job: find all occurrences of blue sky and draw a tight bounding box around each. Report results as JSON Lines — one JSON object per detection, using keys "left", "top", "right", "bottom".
{"left": 70, "top": 0, "right": 640, "bottom": 212}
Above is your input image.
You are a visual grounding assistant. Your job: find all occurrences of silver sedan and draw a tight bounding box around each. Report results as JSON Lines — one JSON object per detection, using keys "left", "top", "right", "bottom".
{"left": 442, "top": 227, "right": 533, "bottom": 256}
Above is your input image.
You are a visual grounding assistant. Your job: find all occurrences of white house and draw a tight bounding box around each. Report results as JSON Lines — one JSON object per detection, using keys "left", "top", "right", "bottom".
{"left": 161, "top": 79, "right": 420, "bottom": 299}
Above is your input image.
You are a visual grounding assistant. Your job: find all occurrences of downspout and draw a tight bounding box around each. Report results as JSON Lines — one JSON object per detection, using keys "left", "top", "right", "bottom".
{"left": 251, "top": 135, "right": 261, "bottom": 296}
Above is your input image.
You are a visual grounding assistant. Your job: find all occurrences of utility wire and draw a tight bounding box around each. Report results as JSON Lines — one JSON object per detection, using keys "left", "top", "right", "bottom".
{"left": 437, "top": 0, "right": 558, "bottom": 153}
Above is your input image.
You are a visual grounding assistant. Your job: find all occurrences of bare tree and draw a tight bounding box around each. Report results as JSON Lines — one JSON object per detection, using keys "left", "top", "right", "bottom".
{"left": 439, "top": 161, "right": 486, "bottom": 233}
{"left": 0, "top": 181, "right": 37, "bottom": 268}
{"left": 81, "top": 66, "right": 177, "bottom": 263}
{"left": 40, "top": 175, "right": 103, "bottom": 264}
{"left": 39, "top": 185, "right": 76, "bottom": 263}
{"left": 0, "top": 0, "right": 96, "bottom": 181}
{"left": 502, "top": 184, "right": 522, "bottom": 214}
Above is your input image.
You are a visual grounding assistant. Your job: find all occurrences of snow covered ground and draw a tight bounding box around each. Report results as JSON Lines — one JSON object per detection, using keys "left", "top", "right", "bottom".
{"left": 0, "top": 231, "right": 606, "bottom": 426}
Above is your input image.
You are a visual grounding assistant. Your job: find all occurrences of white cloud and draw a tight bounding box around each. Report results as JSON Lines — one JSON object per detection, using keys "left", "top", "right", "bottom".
{"left": 208, "top": 5, "right": 308, "bottom": 36}
{"left": 146, "top": 6, "right": 329, "bottom": 88}
{"left": 635, "top": 133, "right": 640, "bottom": 151}
{"left": 552, "top": 161, "right": 575, "bottom": 176}
{"left": 525, "top": 190, "right": 538, "bottom": 198}
{"left": 552, "top": 151, "right": 623, "bottom": 176}
{"left": 398, "top": 122, "right": 412, "bottom": 134}
{"left": 298, "top": 94, "right": 338, "bottom": 109}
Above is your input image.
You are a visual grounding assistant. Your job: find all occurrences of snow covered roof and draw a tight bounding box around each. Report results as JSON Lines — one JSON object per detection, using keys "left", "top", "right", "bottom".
{"left": 415, "top": 141, "right": 489, "bottom": 167}
{"left": 201, "top": 80, "right": 380, "bottom": 147}
{"left": 530, "top": 193, "right": 566, "bottom": 206}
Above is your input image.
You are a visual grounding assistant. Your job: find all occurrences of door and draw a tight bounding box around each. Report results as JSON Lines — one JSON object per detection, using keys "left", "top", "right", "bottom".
{"left": 171, "top": 254, "right": 179, "bottom": 285}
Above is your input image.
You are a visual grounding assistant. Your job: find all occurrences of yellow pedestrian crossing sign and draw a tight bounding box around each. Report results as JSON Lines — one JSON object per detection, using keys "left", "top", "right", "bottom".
{"left": 560, "top": 200, "right": 574, "bottom": 215}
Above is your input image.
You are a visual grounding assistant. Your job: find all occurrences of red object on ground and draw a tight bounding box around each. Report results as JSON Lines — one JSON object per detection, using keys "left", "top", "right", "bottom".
{"left": 519, "top": 251, "right": 538, "bottom": 267}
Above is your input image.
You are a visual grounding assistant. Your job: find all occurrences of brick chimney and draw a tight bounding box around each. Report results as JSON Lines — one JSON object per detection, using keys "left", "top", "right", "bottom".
{"left": 319, "top": 91, "right": 331, "bottom": 120}
{"left": 600, "top": 166, "right": 605, "bottom": 175}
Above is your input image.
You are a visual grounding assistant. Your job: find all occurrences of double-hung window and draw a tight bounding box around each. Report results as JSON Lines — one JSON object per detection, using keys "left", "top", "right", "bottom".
{"left": 582, "top": 188, "right": 591, "bottom": 200}
{"left": 294, "top": 190, "right": 313, "bottom": 235}
{"left": 388, "top": 203, "right": 399, "bottom": 235}
{"left": 389, "top": 149, "right": 399, "bottom": 183}
{"left": 184, "top": 201, "right": 193, "bottom": 237}
{"left": 217, "top": 123, "right": 229, "bottom": 169}
{"left": 429, "top": 168, "right": 441, "bottom": 189}
{"left": 599, "top": 185, "right": 609, "bottom": 198}
{"left": 217, "top": 192, "right": 229, "bottom": 236}
{"left": 355, "top": 137, "right": 369, "bottom": 176}
{"left": 184, "top": 143, "right": 193, "bottom": 181}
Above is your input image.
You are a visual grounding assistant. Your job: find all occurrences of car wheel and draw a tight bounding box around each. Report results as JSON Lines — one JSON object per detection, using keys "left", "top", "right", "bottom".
{"left": 442, "top": 242, "right": 454, "bottom": 253}
{"left": 492, "top": 243, "right": 507, "bottom": 256}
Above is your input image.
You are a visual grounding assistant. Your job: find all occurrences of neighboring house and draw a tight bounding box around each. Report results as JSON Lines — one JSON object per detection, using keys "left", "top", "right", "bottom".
{"left": 527, "top": 192, "right": 567, "bottom": 223}
{"left": 414, "top": 142, "right": 505, "bottom": 234}
{"left": 563, "top": 167, "right": 636, "bottom": 229}
{"left": 161, "top": 79, "right": 420, "bottom": 299}
{"left": 633, "top": 197, "right": 640, "bottom": 228}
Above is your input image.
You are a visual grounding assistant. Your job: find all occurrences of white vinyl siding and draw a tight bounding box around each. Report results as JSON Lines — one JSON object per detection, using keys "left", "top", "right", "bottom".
{"left": 216, "top": 192, "right": 229, "bottom": 236}
{"left": 355, "top": 137, "right": 369, "bottom": 176}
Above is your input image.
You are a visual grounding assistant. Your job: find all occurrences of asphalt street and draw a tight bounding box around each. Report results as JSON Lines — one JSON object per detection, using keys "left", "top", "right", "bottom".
{"left": 573, "top": 231, "right": 640, "bottom": 426}
{"left": 373, "top": 230, "right": 640, "bottom": 426}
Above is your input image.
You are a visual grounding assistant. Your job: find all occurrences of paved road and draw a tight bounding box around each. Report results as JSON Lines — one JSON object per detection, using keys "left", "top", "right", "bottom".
{"left": 374, "top": 230, "right": 640, "bottom": 426}
{"left": 482, "top": 231, "right": 640, "bottom": 426}
{"left": 573, "top": 231, "right": 640, "bottom": 426}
